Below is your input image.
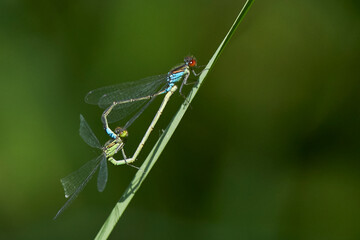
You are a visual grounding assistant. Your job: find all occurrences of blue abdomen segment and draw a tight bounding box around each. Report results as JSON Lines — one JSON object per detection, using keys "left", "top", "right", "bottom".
{"left": 106, "top": 128, "right": 117, "bottom": 139}
{"left": 165, "top": 71, "right": 185, "bottom": 92}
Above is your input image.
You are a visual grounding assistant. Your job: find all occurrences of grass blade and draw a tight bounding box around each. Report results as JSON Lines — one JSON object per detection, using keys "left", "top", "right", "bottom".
{"left": 95, "top": 1, "right": 254, "bottom": 239}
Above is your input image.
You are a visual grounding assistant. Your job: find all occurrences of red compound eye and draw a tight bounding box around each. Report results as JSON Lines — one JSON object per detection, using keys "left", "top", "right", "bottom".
{"left": 188, "top": 58, "right": 197, "bottom": 67}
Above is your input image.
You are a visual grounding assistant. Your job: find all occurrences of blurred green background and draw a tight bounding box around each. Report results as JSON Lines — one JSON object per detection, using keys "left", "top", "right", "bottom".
{"left": 1, "top": 0, "right": 359, "bottom": 239}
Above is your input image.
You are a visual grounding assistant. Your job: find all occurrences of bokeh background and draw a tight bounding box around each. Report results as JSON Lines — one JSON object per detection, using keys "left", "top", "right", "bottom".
{"left": 1, "top": 0, "right": 359, "bottom": 239}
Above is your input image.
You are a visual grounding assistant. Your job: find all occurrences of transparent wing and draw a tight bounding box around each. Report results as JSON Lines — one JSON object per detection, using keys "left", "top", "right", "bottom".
{"left": 123, "top": 96, "right": 157, "bottom": 129}
{"left": 101, "top": 79, "right": 168, "bottom": 124}
{"left": 60, "top": 154, "right": 104, "bottom": 198}
{"left": 85, "top": 74, "right": 168, "bottom": 107}
{"left": 54, "top": 154, "right": 105, "bottom": 219}
{"left": 97, "top": 157, "right": 108, "bottom": 192}
{"left": 79, "top": 114, "right": 101, "bottom": 149}
{"left": 103, "top": 99, "right": 150, "bottom": 124}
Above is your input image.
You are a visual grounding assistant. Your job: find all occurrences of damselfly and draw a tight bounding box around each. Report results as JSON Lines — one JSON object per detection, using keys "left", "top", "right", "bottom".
{"left": 84, "top": 56, "right": 200, "bottom": 139}
{"left": 54, "top": 86, "right": 178, "bottom": 218}
{"left": 54, "top": 114, "right": 128, "bottom": 219}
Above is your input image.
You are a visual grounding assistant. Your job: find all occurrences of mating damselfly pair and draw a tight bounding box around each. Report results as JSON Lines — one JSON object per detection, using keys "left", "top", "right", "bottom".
{"left": 54, "top": 56, "right": 201, "bottom": 219}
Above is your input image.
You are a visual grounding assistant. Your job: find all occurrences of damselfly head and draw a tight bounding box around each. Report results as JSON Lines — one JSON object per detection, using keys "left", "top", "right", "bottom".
{"left": 184, "top": 56, "right": 197, "bottom": 68}
{"left": 115, "top": 127, "right": 128, "bottom": 138}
